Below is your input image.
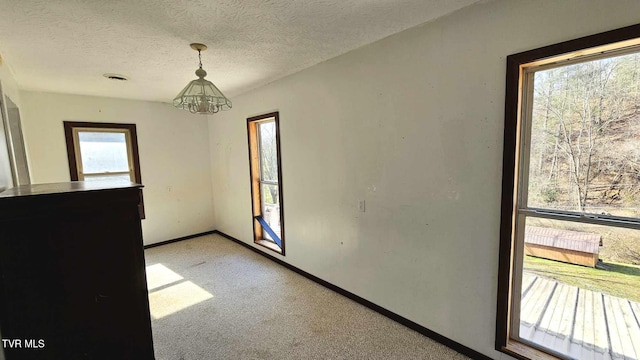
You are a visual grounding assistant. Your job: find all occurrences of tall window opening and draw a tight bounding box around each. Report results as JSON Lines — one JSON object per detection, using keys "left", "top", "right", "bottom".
{"left": 248, "top": 112, "right": 285, "bottom": 255}
{"left": 498, "top": 25, "right": 640, "bottom": 360}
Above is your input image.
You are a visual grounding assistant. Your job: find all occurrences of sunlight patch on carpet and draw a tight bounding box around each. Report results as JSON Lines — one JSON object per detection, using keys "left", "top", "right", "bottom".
{"left": 146, "top": 263, "right": 184, "bottom": 291}
{"left": 148, "top": 281, "right": 214, "bottom": 319}
{"left": 146, "top": 263, "right": 214, "bottom": 319}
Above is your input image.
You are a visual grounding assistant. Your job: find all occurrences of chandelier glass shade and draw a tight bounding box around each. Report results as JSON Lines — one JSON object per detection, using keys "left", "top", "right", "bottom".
{"left": 173, "top": 44, "right": 232, "bottom": 115}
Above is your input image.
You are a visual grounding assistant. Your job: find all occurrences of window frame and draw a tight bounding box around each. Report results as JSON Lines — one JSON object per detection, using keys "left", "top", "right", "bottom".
{"left": 496, "top": 23, "right": 640, "bottom": 360}
{"left": 0, "top": 88, "right": 30, "bottom": 186}
{"left": 71, "top": 127, "right": 136, "bottom": 181}
{"left": 64, "top": 121, "right": 144, "bottom": 218}
{"left": 247, "top": 112, "right": 285, "bottom": 255}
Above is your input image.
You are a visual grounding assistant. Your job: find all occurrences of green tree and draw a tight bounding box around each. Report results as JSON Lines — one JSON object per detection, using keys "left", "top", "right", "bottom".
{"left": 529, "top": 52, "right": 640, "bottom": 215}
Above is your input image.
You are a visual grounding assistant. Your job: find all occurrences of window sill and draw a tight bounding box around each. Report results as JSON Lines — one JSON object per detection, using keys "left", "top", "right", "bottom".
{"left": 502, "top": 340, "right": 562, "bottom": 360}
{"left": 255, "top": 239, "right": 283, "bottom": 255}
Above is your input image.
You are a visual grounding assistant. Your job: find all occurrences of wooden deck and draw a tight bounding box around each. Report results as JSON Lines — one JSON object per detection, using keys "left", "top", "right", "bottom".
{"left": 520, "top": 272, "right": 640, "bottom": 360}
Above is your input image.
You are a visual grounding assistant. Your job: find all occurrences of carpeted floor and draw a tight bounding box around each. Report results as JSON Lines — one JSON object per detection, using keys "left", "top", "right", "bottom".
{"left": 145, "top": 234, "right": 469, "bottom": 360}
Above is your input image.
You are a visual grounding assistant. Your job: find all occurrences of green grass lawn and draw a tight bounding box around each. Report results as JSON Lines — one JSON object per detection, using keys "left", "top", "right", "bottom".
{"left": 524, "top": 255, "right": 640, "bottom": 303}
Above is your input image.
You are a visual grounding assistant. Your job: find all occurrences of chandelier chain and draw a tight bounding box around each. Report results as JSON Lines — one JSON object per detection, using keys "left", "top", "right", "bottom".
{"left": 198, "top": 50, "right": 203, "bottom": 69}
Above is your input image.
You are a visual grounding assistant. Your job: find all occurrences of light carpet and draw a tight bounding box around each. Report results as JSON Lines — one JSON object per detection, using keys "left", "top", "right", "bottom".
{"left": 145, "top": 234, "right": 470, "bottom": 360}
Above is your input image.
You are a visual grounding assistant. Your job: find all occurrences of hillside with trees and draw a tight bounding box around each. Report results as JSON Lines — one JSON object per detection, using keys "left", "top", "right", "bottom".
{"left": 527, "top": 51, "right": 640, "bottom": 264}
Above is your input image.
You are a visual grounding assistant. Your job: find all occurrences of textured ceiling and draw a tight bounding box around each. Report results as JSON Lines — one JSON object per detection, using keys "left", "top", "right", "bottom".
{"left": 0, "top": 0, "right": 480, "bottom": 103}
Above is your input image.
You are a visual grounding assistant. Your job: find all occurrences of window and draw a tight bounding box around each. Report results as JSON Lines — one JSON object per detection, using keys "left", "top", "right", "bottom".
{"left": 64, "top": 121, "right": 144, "bottom": 216}
{"left": 247, "top": 112, "right": 285, "bottom": 255}
{"left": 497, "top": 25, "right": 640, "bottom": 360}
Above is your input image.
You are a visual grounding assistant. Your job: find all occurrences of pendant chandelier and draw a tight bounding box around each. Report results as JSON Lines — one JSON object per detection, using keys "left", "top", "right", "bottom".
{"left": 173, "top": 43, "right": 232, "bottom": 115}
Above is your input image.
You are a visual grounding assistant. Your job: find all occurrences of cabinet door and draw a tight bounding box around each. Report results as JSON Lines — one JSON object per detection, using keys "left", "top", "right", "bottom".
{"left": 0, "top": 217, "right": 68, "bottom": 359}
{"left": 54, "top": 203, "right": 153, "bottom": 359}
{"left": 0, "top": 189, "right": 154, "bottom": 360}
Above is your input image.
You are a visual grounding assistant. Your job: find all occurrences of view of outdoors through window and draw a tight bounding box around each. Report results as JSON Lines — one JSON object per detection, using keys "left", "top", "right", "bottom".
{"left": 258, "top": 121, "right": 281, "bottom": 241}
{"left": 528, "top": 52, "right": 640, "bottom": 217}
{"left": 78, "top": 131, "right": 133, "bottom": 182}
{"left": 520, "top": 51, "right": 640, "bottom": 359}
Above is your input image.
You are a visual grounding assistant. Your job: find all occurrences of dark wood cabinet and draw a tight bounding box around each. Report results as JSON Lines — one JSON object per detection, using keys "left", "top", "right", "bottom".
{"left": 0, "top": 181, "right": 154, "bottom": 359}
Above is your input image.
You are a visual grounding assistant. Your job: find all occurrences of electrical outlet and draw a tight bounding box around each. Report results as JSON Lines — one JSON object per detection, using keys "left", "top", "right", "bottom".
{"left": 358, "top": 200, "right": 365, "bottom": 212}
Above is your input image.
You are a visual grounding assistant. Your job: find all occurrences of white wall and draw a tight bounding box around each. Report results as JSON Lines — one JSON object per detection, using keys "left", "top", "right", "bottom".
{"left": 20, "top": 91, "right": 215, "bottom": 245}
{"left": 0, "top": 58, "right": 21, "bottom": 191}
{"left": 208, "top": 0, "right": 640, "bottom": 358}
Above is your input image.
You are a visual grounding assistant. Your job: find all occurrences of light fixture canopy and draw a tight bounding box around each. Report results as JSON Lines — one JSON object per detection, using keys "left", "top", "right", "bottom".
{"left": 173, "top": 43, "right": 232, "bottom": 115}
